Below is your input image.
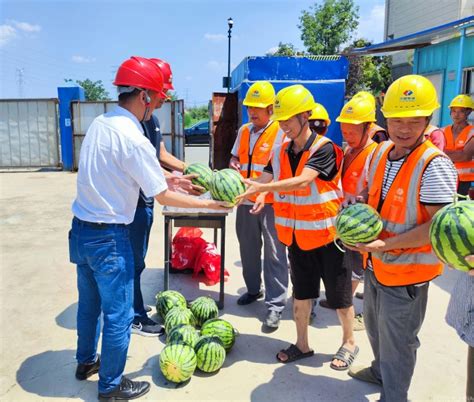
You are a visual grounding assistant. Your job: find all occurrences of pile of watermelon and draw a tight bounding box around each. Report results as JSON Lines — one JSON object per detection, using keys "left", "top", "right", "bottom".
{"left": 156, "top": 291, "right": 237, "bottom": 384}
{"left": 183, "top": 163, "right": 245, "bottom": 205}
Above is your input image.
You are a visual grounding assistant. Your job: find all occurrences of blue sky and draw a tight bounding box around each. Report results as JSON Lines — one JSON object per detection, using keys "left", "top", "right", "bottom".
{"left": 0, "top": 0, "right": 385, "bottom": 106}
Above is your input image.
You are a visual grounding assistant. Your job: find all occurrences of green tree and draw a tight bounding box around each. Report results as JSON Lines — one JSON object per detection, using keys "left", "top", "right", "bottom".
{"left": 343, "top": 39, "right": 392, "bottom": 97}
{"left": 185, "top": 105, "right": 209, "bottom": 127}
{"left": 299, "top": 0, "right": 359, "bottom": 55}
{"left": 272, "top": 42, "right": 299, "bottom": 56}
{"left": 64, "top": 78, "right": 110, "bottom": 101}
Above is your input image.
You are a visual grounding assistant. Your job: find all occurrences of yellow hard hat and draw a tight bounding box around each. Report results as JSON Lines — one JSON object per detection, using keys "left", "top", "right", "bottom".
{"left": 449, "top": 94, "right": 474, "bottom": 109}
{"left": 381, "top": 74, "right": 440, "bottom": 118}
{"left": 352, "top": 91, "right": 376, "bottom": 107}
{"left": 336, "top": 97, "right": 376, "bottom": 124}
{"left": 309, "top": 103, "right": 331, "bottom": 125}
{"left": 273, "top": 85, "right": 317, "bottom": 121}
{"left": 243, "top": 81, "right": 275, "bottom": 108}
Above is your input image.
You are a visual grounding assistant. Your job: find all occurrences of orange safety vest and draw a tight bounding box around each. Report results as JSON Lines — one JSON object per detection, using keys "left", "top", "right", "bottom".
{"left": 443, "top": 125, "right": 474, "bottom": 182}
{"left": 367, "top": 123, "right": 387, "bottom": 142}
{"left": 366, "top": 140, "right": 445, "bottom": 286}
{"left": 237, "top": 121, "right": 285, "bottom": 203}
{"left": 342, "top": 142, "right": 377, "bottom": 197}
{"left": 272, "top": 135, "right": 344, "bottom": 250}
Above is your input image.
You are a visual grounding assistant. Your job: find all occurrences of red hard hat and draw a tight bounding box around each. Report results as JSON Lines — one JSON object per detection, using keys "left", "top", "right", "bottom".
{"left": 149, "top": 58, "right": 174, "bottom": 91}
{"left": 113, "top": 56, "right": 165, "bottom": 96}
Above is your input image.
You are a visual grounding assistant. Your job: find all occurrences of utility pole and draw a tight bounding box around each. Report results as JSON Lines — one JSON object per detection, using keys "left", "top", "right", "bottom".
{"left": 16, "top": 68, "right": 25, "bottom": 98}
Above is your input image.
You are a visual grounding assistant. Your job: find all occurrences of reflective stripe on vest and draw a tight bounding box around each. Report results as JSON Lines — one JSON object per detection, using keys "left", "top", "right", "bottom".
{"left": 423, "top": 124, "right": 439, "bottom": 135}
{"left": 342, "top": 142, "right": 377, "bottom": 197}
{"left": 443, "top": 125, "right": 474, "bottom": 182}
{"left": 272, "top": 135, "right": 343, "bottom": 250}
{"left": 237, "top": 121, "right": 285, "bottom": 203}
{"left": 367, "top": 123, "right": 386, "bottom": 139}
{"left": 367, "top": 140, "right": 444, "bottom": 286}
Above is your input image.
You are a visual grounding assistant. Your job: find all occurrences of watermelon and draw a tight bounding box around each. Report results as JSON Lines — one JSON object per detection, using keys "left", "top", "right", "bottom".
{"left": 183, "top": 162, "right": 213, "bottom": 191}
{"left": 200, "top": 318, "right": 236, "bottom": 352}
{"left": 189, "top": 296, "right": 219, "bottom": 327}
{"left": 194, "top": 335, "right": 226, "bottom": 373}
{"left": 155, "top": 290, "right": 187, "bottom": 320}
{"left": 167, "top": 324, "right": 200, "bottom": 348}
{"left": 210, "top": 168, "right": 245, "bottom": 205}
{"left": 164, "top": 307, "right": 197, "bottom": 334}
{"left": 429, "top": 200, "right": 474, "bottom": 272}
{"left": 159, "top": 343, "right": 197, "bottom": 383}
{"left": 336, "top": 203, "right": 383, "bottom": 245}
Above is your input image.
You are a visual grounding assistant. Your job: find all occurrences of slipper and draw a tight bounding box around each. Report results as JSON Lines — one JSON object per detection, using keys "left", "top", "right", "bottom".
{"left": 330, "top": 345, "right": 359, "bottom": 371}
{"left": 276, "top": 344, "right": 314, "bottom": 364}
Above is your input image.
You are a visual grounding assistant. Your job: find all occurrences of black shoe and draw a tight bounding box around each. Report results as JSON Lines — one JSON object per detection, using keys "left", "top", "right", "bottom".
{"left": 131, "top": 317, "right": 164, "bottom": 337}
{"left": 264, "top": 310, "right": 281, "bottom": 328}
{"left": 98, "top": 376, "right": 150, "bottom": 401}
{"left": 75, "top": 355, "right": 100, "bottom": 380}
{"left": 237, "top": 291, "right": 264, "bottom": 306}
{"left": 355, "top": 292, "right": 364, "bottom": 300}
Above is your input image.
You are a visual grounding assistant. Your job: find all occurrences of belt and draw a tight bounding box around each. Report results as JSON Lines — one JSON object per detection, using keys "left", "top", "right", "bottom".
{"left": 73, "top": 217, "right": 127, "bottom": 229}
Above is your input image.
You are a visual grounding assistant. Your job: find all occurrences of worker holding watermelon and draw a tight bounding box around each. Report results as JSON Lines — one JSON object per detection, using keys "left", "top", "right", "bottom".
{"left": 229, "top": 81, "right": 289, "bottom": 329}
{"left": 345, "top": 75, "right": 458, "bottom": 402}
{"left": 237, "top": 84, "right": 359, "bottom": 371}
{"left": 442, "top": 94, "right": 474, "bottom": 196}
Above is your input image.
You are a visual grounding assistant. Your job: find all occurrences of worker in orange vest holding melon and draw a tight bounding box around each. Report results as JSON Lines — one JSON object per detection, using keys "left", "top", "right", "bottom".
{"left": 317, "top": 96, "right": 379, "bottom": 332}
{"left": 237, "top": 84, "right": 359, "bottom": 370}
{"left": 352, "top": 91, "right": 388, "bottom": 143}
{"left": 346, "top": 75, "right": 458, "bottom": 402}
{"left": 442, "top": 94, "right": 474, "bottom": 195}
{"left": 229, "top": 81, "right": 288, "bottom": 329}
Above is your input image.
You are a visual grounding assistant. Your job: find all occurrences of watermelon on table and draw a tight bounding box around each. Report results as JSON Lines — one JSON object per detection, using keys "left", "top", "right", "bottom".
{"left": 155, "top": 290, "right": 187, "bottom": 320}
{"left": 429, "top": 200, "right": 474, "bottom": 272}
{"left": 164, "top": 307, "right": 197, "bottom": 334}
{"left": 200, "top": 318, "right": 236, "bottom": 352}
{"left": 159, "top": 343, "right": 197, "bottom": 383}
{"left": 194, "top": 335, "right": 226, "bottom": 373}
{"left": 167, "top": 324, "right": 200, "bottom": 348}
{"left": 210, "top": 168, "right": 245, "bottom": 205}
{"left": 189, "top": 296, "right": 219, "bottom": 327}
{"left": 336, "top": 203, "right": 383, "bottom": 246}
{"left": 183, "top": 162, "right": 213, "bottom": 191}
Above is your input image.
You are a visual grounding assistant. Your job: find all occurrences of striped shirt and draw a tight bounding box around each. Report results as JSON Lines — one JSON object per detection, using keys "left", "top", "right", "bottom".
{"left": 446, "top": 273, "right": 474, "bottom": 347}
{"left": 380, "top": 155, "right": 457, "bottom": 204}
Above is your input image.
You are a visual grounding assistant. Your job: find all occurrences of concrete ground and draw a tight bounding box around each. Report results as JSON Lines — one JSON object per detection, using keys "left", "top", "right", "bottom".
{"left": 0, "top": 146, "right": 469, "bottom": 401}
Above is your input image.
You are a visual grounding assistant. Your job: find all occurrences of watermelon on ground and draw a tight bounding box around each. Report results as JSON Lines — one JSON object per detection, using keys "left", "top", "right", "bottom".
{"left": 167, "top": 324, "right": 200, "bottom": 348}
{"left": 164, "top": 306, "right": 197, "bottom": 334}
{"left": 183, "top": 162, "right": 213, "bottom": 191}
{"left": 194, "top": 335, "right": 226, "bottom": 373}
{"left": 189, "top": 296, "right": 219, "bottom": 327}
{"left": 429, "top": 200, "right": 474, "bottom": 272}
{"left": 336, "top": 203, "right": 383, "bottom": 246}
{"left": 200, "top": 318, "right": 236, "bottom": 352}
{"left": 210, "top": 169, "right": 245, "bottom": 205}
{"left": 159, "top": 343, "right": 197, "bottom": 383}
{"left": 155, "top": 290, "right": 187, "bottom": 320}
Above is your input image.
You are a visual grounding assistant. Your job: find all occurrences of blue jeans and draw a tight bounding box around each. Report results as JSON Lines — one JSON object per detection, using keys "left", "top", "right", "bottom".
{"left": 128, "top": 206, "right": 154, "bottom": 322}
{"left": 68, "top": 217, "right": 134, "bottom": 394}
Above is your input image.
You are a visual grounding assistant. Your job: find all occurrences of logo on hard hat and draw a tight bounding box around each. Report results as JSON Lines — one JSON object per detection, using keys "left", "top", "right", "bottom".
{"left": 400, "top": 89, "right": 415, "bottom": 102}
{"left": 252, "top": 90, "right": 260, "bottom": 97}
{"left": 346, "top": 106, "right": 353, "bottom": 114}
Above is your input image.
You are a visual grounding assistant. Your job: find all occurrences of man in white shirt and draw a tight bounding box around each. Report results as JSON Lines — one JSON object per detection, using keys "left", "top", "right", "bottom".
{"left": 69, "top": 56, "right": 228, "bottom": 401}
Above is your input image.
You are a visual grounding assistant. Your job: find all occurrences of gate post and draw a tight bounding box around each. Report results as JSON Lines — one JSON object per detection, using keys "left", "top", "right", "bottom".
{"left": 57, "top": 85, "right": 85, "bottom": 171}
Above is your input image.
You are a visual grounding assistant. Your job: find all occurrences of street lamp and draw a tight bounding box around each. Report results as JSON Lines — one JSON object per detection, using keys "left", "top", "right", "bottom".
{"left": 226, "top": 17, "right": 233, "bottom": 93}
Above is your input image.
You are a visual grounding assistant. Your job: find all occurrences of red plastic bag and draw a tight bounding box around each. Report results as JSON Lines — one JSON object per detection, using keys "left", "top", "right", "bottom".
{"left": 171, "top": 227, "right": 206, "bottom": 270}
{"left": 193, "top": 242, "right": 229, "bottom": 286}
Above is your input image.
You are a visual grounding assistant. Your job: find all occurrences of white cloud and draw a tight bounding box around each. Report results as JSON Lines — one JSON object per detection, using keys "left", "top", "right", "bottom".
{"left": 0, "top": 24, "right": 17, "bottom": 47}
{"left": 10, "top": 20, "right": 41, "bottom": 33}
{"left": 72, "top": 55, "right": 96, "bottom": 63}
{"left": 204, "top": 33, "right": 226, "bottom": 42}
{"left": 357, "top": 3, "right": 385, "bottom": 43}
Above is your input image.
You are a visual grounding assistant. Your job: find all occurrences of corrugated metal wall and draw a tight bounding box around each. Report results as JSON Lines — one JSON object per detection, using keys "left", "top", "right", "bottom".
{"left": 0, "top": 99, "right": 59, "bottom": 168}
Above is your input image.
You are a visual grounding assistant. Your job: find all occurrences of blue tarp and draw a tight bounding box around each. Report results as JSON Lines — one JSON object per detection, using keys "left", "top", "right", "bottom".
{"left": 231, "top": 56, "right": 349, "bottom": 145}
